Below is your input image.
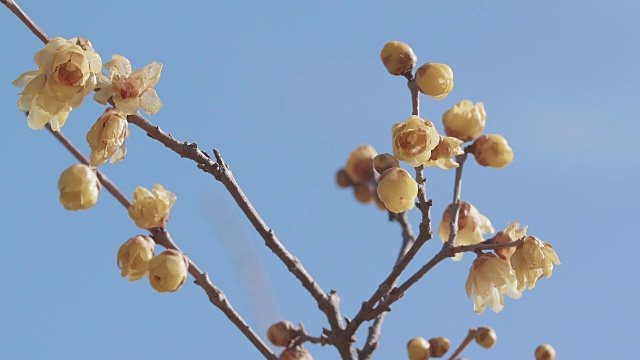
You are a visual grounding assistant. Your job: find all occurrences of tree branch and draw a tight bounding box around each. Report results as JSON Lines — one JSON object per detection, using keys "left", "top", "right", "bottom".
{"left": 448, "top": 328, "right": 476, "bottom": 360}
{"left": 1, "top": 0, "right": 50, "bottom": 43}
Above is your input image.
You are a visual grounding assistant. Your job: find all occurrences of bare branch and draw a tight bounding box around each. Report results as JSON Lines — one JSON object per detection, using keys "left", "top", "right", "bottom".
{"left": 1, "top": 0, "right": 50, "bottom": 43}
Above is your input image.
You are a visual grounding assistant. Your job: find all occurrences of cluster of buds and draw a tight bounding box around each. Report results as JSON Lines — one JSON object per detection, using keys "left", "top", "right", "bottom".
{"left": 266, "top": 322, "right": 313, "bottom": 360}
{"left": 407, "top": 336, "right": 451, "bottom": 359}
{"left": 336, "top": 145, "right": 386, "bottom": 209}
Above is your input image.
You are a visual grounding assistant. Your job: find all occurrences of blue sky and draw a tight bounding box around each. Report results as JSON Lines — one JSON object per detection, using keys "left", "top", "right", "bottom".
{"left": 1, "top": 1, "right": 638, "bottom": 359}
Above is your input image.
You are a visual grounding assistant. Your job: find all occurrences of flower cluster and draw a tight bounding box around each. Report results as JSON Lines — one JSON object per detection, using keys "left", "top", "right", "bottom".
{"left": 336, "top": 145, "right": 388, "bottom": 209}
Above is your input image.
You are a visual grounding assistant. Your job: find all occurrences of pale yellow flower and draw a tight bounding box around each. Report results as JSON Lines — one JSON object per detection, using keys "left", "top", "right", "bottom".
{"left": 117, "top": 235, "right": 155, "bottom": 281}
{"left": 128, "top": 184, "right": 177, "bottom": 229}
{"left": 442, "top": 100, "right": 486, "bottom": 142}
{"left": 86, "top": 108, "right": 130, "bottom": 166}
{"left": 423, "top": 135, "right": 464, "bottom": 169}
{"left": 392, "top": 115, "right": 440, "bottom": 167}
{"left": 406, "top": 337, "right": 430, "bottom": 360}
{"left": 438, "top": 201, "right": 494, "bottom": 261}
{"left": 94, "top": 54, "right": 163, "bottom": 115}
{"left": 380, "top": 41, "right": 417, "bottom": 76}
{"left": 493, "top": 222, "right": 528, "bottom": 260}
{"left": 472, "top": 134, "right": 514, "bottom": 168}
{"left": 13, "top": 37, "right": 102, "bottom": 130}
{"left": 510, "top": 236, "right": 561, "bottom": 291}
{"left": 465, "top": 253, "right": 522, "bottom": 314}
{"left": 415, "top": 63, "right": 454, "bottom": 100}
{"left": 57, "top": 164, "right": 101, "bottom": 210}
{"left": 148, "top": 249, "right": 189, "bottom": 293}
{"left": 376, "top": 167, "right": 418, "bottom": 213}
{"left": 344, "top": 145, "right": 377, "bottom": 184}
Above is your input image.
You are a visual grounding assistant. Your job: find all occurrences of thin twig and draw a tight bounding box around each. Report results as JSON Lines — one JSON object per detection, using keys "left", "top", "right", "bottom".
{"left": 448, "top": 328, "right": 477, "bottom": 360}
{"left": 1, "top": 0, "right": 50, "bottom": 43}
{"left": 294, "top": 322, "right": 330, "bottom": 347}
{"left": 445, "top": 153, "right": 468, "bottom": 246}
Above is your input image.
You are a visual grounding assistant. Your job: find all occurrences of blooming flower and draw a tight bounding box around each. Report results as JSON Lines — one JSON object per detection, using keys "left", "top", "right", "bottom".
{"left": 117, "top": 235, "right": 155, "bottom": 281}
{"left": 344, "top": 145, "right": 377, "bottom": 184}
{"left": 472, "top": 134, "right": 514, "bottom": 168}
{"left": 380, "top": 41, "right": 417, "bottom": 76}
{"left": 57, "top": 164, "right": 101, "bottom": 210}
{"left": 94, "top": 54, "right": 162, "bottom": 115}
{"left": 13, "top": 37, "right": 102, "bottom": 130}
{"left": 423, "top": 135, "right": 464, "bottom": 169}
{"left": 415, "top": 62, "right": 454, "bottom": 100}
{"left": 442, "top": 100, "right": 486, "bottom": 142}
{"left": 86, "top": 108, "right": 130, "bottom": 166}
{"left": 392, "top": 115, "right": 440, "bottom": 167}
{"left": 438, "top": 201, "right": 494, "bottom": 260}
{"left": 147, "top": 249, "right": 189, "bottom": 293}
{"left": 128, "top": 184, "right": 177, "bottom": 229}
{"left": 510, "top": 236, "right": 561, "bottom": 291}
{"left": 493, "top": 222, "right": 528, "bottom": 260}
{"left": 376, "top": 167, "right": 418, "bottom": 213}
{"left": 465, "top": 253, "right": 522, "bottom": 313}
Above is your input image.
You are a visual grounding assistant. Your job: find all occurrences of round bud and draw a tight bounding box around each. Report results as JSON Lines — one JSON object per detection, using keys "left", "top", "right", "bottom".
{"left": 380, "top": 41, "right": 417, "bottom": 75}
{"left": 344, "top": 145, "right": 377, "bottom": 184}
{"left": 267, "top": 321, "right": 297, "bottom": 347}
{"left": 415, "top": 63, "right": 454, "bottom": 100}
{"left": 280, "top": 347, "right": 313, "bottom": 360}
{"left": 407, "top": 337, "right": 431, "bottom": 360}
{"left": 535, "top": 344, "right": 556, "bottom": 360}
{"left": 428, "top": 337, "right": 450, "bottom": 357}
{"left": 475, "top": 327, "right": 497, "bottom": 349}
{"left": 353, "top": 183, "right": 376, "bottom": 204}
{"left": 58, "top": 164, "right": 101, "bottom": 211}
{"left": 336, "top": 169, "right": 353, "bottom": 188}
{"left": 472, "top": 134, "right": 513, "bottom": 168}
{"left": 373, "top": 153, "right": 400, "bottom": 174}
{"left": 376, "top": 167, "right": 418, "bottom": 213}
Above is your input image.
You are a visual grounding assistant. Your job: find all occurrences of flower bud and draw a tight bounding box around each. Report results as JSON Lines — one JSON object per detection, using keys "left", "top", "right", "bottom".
{"left": 280, "top": 347, "right": 313, "bottom": 360}
{"left": 472, "top": 134, "right": 513, "bottom": 168}
{"left": 148, "top": 249, "right": 189, "bottom": 293}
{"left": 377, "top": 167, "right": 418, "bottom": 213}
{"left": 428, "top": 337, "right": 450, "bottom": 358}
{"left": 336, "top": 169, "right": 353, "bottom": 188}
{"left": 57, "top": 164, "right": 101, "bottom": 210}
{"left": 475, "top": 327, "right": 497, "bottom": 349}
{"left": 267, "top": 321, "right": 297, "bottom": 347}
{"left": 373, "top": 153, "right": 400, "bottom": 174}
{"left": 442, "top": 100, "right": 486, "bottom": 141}
{"left": 392, "top": 115, "right": 440, "bottom": 167}
{"left": 535, "top": 344, "right": 556, "bottom": 360}
{"left": 128, "top": 184, "right": 177, "bottom": 229}
{"left": 86, "top": 108, "right": 130, "bottom": 166}
{"left": 415, "top": 63, "right": 454, "bottom": 100}
{"left": 344, "top": 145, "right": 377, "bottom": 184}
{"left": 407, "top": 337, "right": 430, "bottom": 360}
{"left": 380, "top": 41, "right": 417, "bottom": 75}
{"left": 353, "top": 183, "right": 376, "bottom": 204}
{"left": 117, "top": 235, "right": 155, "bottom": 281}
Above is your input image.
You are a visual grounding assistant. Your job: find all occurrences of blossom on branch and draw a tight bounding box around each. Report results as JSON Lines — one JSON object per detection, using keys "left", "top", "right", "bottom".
{"left": 423, "top": 135, "right": 464, "bottom": 169}
{"left": 438, "top": 201, "right": 494, "bottom": 261}
{"left": 510, "top": 236, "right": 561, "bottom": 291}
{"left": 13, "top": 37, "right": 102, "bottom": 130}
{"left": 442, "top": 100, "right": 486, "bottom": 142}
{"left": 465, "top": 253, "right": 522, "bottom": 313}
{"left": 380, "top": 41, "right": 417, "bottom": 76}
{"left": 493, "top": 222, "right": 528, "bottom": 260}
{"left": 94, "top": 54, "right": 163, "bottom": 115}
{"left": 117, "top": 235, "right": 155, "bottom": 281}
{"left": 128, "top": 184, "right": 176, "bottom": 229}
{"left": 57, "top": 164, "right": 101, "bottom": 210}
{"left": 86, "top": 108, "right": 130, "bottom": 166}
{"left": 391, "top": 115, "right": 440, "bottom": 167}
{"left": 472, "top": 134, "right": 514, "bottom": 168}
{"left": 376, "top": 167, "right": 418, "bottom": 213}
{"left": 344, "top": 145, "right": 377, "bottom": 184}
{"left": 148, "top": 249, "right": 189, "bottom": 293}
{"left": 415, "top": 62, "right": 454, "bottom": 100}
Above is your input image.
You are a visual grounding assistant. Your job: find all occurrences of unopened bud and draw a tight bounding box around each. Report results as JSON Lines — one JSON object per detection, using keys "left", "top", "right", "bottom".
{"left": 415, "top": 63, "right": 454, "bottom": 100}
{"left": 535, "top": 344, "right": 556, "bottom": 360}
{"left": 380, "top": 41, "right": 417, "bottom": 76}
{"left": 428, "top": 337, "right": 450, "bottom": 358}
{"left": 344, "top": 145, "right": 377, "bottom": 184}
{"left": 280, "top": 347, "right": 313, "bottom": 360}
{"left": 475, "top": 327, "right": 497, "bottom": 349}
{"left": 336, "top": 169, "right": 353, "bottom": 188}
{"left": 353, "top": 183, "right": 376, "bottom": 204}
{"left": 373, "top": 153, "right": 400, "bottom": 174}
{"left": 472, "top": 134, "right": 513, "bottom": 168}
{"left": 267, "top": 321, "right": 297, "bottom": 347}
{"left": 407, "top": 337, "right": 431, "bottom": 360}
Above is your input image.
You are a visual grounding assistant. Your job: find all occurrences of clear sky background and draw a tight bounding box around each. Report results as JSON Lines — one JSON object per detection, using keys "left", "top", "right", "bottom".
{"left": 1, "top": 1, "right": 638, "bottom": 359}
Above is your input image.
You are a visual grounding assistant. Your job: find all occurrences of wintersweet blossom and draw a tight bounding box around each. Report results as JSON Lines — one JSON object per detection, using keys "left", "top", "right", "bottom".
{"left": 415, "top": 62, "right": 454, "bottom": 100}
{"left": 86, "top": 108, "right": 130, "bottom": 166}
{"left": 442, "top": 100, "right": 486, "bottom": 142}
{"left": 57, "top": 164, "right": 101, "bottom": 210}
{"left": 472, "top": 134, "right": 514, "bottom": 168}
{"left": 94, "top": 54, "right": 163, "bottom": 115}
{"left": 376, "top": 167, "right": 418, "bottom": 213}
{"left": 117, "top": 235, "right": 155, "bottom": 281}
{"left": 344, "top": 145, "right": 377, "bottom": 184}
{"left": 391, "top": 115, "right": 440, "bottom": 167}
{"left": 510, "top": 236, "right": 561, "bottom": 291}
{"left": 128, "top": 184, "right": 176, "bottom": 229}
{"left": 465, "top": 253, "right": 522, "bottom": 313}
{"left": 423, "top": 135, "right": 464, "bottom": 169}
{"left": 493, "top": 222, "right": 528, "bottom": 260}
{"left": 13, "top": 37, "right": 102, "bottom": 130}
{"left": 380, "top": 41, "right": 417, "bottom": 75}
{"left": 147, "top": 249, "right": 189, "bottom": 293}
{"left": 438, "top": 201, "right": 494, "bottom": 261}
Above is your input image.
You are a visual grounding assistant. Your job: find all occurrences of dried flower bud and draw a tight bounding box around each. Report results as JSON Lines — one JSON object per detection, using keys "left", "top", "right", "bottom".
{"left": 128, "top": 184, "right": 177, "bottom": 229}
{"left": 380, "top": 41, "right": 417, "bottom": 75}
{"left": 353, "top": 183, "right": 376, "bottom": 204}
{"left": 373, "top": 153, "right": 400, "bottom": 174}
{"left": 493, "top": 222, "right": 528, "bottom": 260}
{"left": 344, "top": 145, "right": 377, "bottom": 184}
{"left": 392, "top": 115, "right": 440, "bottom": 167}
{"left": 148, "top": 249, "right": 189, "bottom": 293}
{"left": 472, "top": 134, "right": 513, "bottom": 168}
{"left": 86, "top": 108, "right": 130, "bottom": 166}
{"left": 58, "top": 164, "right": 101, "bottom": 210}
{"left": 475, "top": 327, "right": 497, "bottom": 349}
{"left": 428, "top": 337, "right": 450, "bottom": 358}
{"left": 267, "top": 321, "right": 297, "bottom": 347}
{"left": 376, "top": 168, "right": 418, "bottom": 213}
{"left": 415, "top": 63, "right": 454, "bottom": 100}
{"left": 336, "top": 169, "right": 353, "bottom": 188}
{"left": 280, "top": 347, "right": 313, "bottom": 360}
{"left": 510, "top": 236, "right": 561, "bottom": 291}
{"left": 466, "top": 253, "right": 521, "bottom": 313}
{"left": 535, "top": 344, "right": 556, "bottom": 360}
{"left": 407, "top": 337, "right": 430, "bottom": 360}
{"left": 442, "top": 100, "right": 486, "bottom": 141}
{"left": 424, "top": 136, "right": 464, "bottom": 169}
{"left": 117, "top": 235, "right": 155, "bottom": 281}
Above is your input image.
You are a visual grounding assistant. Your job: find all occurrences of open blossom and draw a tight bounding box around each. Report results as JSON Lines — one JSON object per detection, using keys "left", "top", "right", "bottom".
{"left": 128, "top": 184, "right": 177, "bottom": 229}
{"left": 86, "top": 108, "right": 130, "bottom": 166}
{"left": 57, "top": 164, "right": 101, "bottom": 210}
{"left": 392, "top": 115, "right": 440, "bottom": 167}
{"left": 442, "top": 100, "right": 486, "bottom": 141}
{"left": 376, "top": 167, "right": 418, "bottom": 213}
{"left": 423, "top": 135, "right": 464, "bottom": 169}
{"left": 117, "top": 235, "right": 155, "bottom": 281}
{"left": 465, "top": 253, "right": 522, "bottom": 313}
{"left": 493, "top": 222, "right": 528, "bottom": 260}
{"left": 13, "top": 37, "right": 102, "bottom": 130}
{"left": 344, "top": 145, "right": 377, "bottom": 184}
{"left": 94, "top": 54, "right": 162, "bottom": 115}
{"left": 438, "top": 201, "right": 494, "bottom": 261}
{"left": 510, "top": 236, "right": 561, "bottom": 291}
{"left": 148, "top": 249, "right": 189, "bottom": 293}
